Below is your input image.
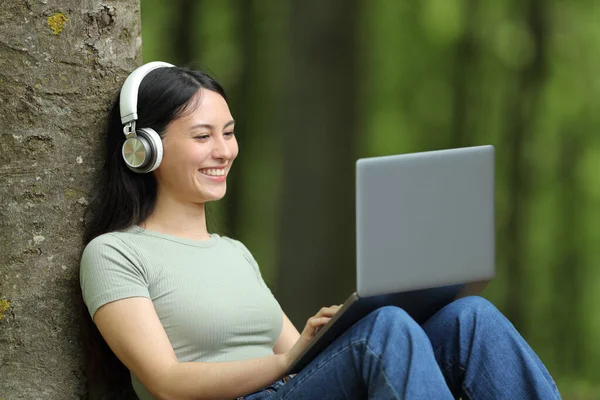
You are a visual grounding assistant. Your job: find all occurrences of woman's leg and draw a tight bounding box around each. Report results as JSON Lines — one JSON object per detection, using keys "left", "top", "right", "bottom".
{"left": 422, "top": 296, "right": 561, "bottom": 400}
{"left": 268, "top": 306, "right": 454, "bottom": 400}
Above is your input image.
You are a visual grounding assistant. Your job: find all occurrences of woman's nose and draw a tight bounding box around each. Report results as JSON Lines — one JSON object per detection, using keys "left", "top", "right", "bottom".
{"left": 212, "top": 137, "right": 232, "bottom": 160}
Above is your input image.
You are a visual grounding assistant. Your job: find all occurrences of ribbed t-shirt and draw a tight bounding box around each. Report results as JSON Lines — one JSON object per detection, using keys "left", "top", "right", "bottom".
{"left": 79, "top": 226, "right": 283, "bottom": 399}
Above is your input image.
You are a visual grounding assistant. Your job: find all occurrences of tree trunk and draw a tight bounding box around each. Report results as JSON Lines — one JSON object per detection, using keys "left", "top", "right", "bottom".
{"left": 451, "top": 0, "right": 477, "bottom": 148}
{"left": 173, "top": 0, "right": 198, "bottom": 65}
{"left": 0, "top": 1, "right": 141, "bottom": 398}
{"left": 277, "top": 0, "right": 359, "bottom": 326}
{"left": 554, "top": 129, "right": 585, "bottom": 377}
{"left": 225, "top": 0, "right": 291, "bottom": 285}
{"left": 219, "top": 0, "right": 251, "bottom": 239}
{"left": 503, "top": 0, "right": 548, "bottom": 330}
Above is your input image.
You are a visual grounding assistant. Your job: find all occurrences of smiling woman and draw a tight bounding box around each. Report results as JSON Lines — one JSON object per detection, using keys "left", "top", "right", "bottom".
{"left": 80, "top": 63, "right": 246, "bottom": 395}
{"left": 79, "top": 62, "right": 561, "bottom": 400}
{"left": 79, "top": 62, "right": 297, "bottom": 399}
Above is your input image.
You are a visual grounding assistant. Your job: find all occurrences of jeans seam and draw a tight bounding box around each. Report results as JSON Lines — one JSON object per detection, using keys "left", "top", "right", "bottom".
{"left": 364, "top": 342, "right": 402, "bottom": 399}
{"left": 462, "top": 378, "right": 474, "bottom": 400}
{"left": 441, "top": 359, "right": 459, "bottom": 373}
{"left": 281, "top": 339, "right": 366, "bottom": 399}
{"left": 459, "top": 365, "right": 472, "bottom": 400}
{"left": 437, "top": 355, "right": 464, "bottom": 398}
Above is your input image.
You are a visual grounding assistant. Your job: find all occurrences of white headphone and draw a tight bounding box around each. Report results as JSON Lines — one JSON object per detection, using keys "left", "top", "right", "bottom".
{"left": 119, "top": 61, "right": 174, "bottom": 173}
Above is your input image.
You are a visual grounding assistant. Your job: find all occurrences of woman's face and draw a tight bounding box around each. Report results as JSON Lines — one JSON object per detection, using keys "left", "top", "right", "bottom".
{"left": 154, "top": 88, "right": 239, "bottom": 204}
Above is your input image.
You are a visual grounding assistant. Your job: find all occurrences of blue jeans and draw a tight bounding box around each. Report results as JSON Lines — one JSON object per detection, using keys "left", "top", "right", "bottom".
{"left": 241, "top": 296, "right": 561, "bottom": 399}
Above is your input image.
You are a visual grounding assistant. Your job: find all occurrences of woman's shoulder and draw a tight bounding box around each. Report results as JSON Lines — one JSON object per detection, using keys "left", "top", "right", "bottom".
{"left": 219, "top": 236, "right": 260, "bottom": 268}
{"left": 80, "top": 229, "right": 149, "bottom": 278}
{"left": 82, "top": 227, "right": 146, "bottom": 259}
{"left": 219, "top": 235, "right": 238, "bottom": 246}
{"left": 85, "top": 229, "right": 133, "bottom": 248}
{"left": 219, "top": 235, "right": 250, "bottom": 253}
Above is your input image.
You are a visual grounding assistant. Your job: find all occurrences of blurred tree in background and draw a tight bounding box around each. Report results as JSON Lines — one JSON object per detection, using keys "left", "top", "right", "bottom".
{"left": 141, "top": 0, "right": 600, "bottom": 397}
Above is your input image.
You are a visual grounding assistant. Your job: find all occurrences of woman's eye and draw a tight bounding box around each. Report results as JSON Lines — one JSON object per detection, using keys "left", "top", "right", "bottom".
{"left": 195, "top": 135, "right": 210, "bottom": 140}
{"left": 224, "top": 131, "right": 235, "bottom": 137}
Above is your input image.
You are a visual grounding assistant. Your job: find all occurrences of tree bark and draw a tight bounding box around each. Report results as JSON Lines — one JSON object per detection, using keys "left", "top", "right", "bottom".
{"left": 0, "top": 1, "right": 141, "bottom": 398}
{"left": 277, "top": 0, "right": 359, "bottom": 326}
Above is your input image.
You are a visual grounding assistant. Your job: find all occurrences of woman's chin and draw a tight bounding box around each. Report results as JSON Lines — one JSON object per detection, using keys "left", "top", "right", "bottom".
{"left": 192, "top": 179, "right": 227, "bottom": 203}
{"left": 197, "top": 189, "right": 227, "bottom": 203}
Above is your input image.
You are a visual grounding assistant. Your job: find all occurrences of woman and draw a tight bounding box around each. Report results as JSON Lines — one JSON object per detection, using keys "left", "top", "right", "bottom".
{"left": 80, "top": 62, "right": 561, "bottom": 400}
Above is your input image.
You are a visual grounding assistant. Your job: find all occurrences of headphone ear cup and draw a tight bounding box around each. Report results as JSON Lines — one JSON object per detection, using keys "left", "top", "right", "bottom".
{"left": 137, "top": 128, "right": 163, "bottom": 172}
{"left": 121, "top": 128, "right": 163, "bottom": 173}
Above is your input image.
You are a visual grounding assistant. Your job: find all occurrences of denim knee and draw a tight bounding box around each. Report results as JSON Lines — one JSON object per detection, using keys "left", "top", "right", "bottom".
{"left": 372, "top": 305, "right": 414, "bottom": 322}
{"left": 447, "top": 295, "right": 505, "bottom": 327}
{"left": 353, "top": 306, "right": 432, "bottom": 367}
{"left": 367, "top": 306, "right": 423, "bottom": 337}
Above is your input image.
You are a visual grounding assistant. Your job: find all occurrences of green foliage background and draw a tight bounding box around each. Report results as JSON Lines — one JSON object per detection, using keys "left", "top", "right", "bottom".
{"left": 140, "top": 1, "right": 600, "bottom": 397}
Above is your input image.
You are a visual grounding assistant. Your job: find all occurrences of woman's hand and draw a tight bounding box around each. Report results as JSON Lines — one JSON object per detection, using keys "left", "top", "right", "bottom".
{"left": 283, "top": 304, "right": 342, "bottom": 368}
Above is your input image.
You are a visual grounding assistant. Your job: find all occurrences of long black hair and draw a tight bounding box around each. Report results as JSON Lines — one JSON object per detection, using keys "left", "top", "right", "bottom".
{"left": 80, "top": 66, "right": 227, "bottom": 396}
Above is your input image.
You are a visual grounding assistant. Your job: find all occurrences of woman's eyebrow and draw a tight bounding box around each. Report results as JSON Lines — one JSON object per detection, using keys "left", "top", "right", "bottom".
{"left": 188, "top": 120, "right": 235, "bottom": 131}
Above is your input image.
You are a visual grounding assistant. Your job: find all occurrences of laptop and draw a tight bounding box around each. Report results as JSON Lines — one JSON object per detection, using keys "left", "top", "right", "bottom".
{"left": 285, "top": 145, "right": 495, "bottom": 374}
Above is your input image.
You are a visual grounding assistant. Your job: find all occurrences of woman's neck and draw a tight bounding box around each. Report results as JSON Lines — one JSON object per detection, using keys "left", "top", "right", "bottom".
{"left": 141, "top": 192, "right": 211, "bottom": 242}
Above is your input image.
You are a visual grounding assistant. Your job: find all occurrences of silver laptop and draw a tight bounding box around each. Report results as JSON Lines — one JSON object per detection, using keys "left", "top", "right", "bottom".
{"left": 286, "top": 145, "right": 495, "bottom": 374}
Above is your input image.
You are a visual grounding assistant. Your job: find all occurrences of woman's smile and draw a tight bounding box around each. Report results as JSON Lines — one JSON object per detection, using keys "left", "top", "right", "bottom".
{"left": 198, "top": 167, "right": 227, "bottom": 182}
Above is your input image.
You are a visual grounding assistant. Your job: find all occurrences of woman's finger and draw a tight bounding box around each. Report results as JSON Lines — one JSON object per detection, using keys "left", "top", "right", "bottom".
{"left": 315, "top": 305, "right": 341, "bottom": 318}
{"left": 310, "top": 317, "right": 331, "bottom": 335}
{"left": 308, "top": 316, "right": 331, "bottom": 329}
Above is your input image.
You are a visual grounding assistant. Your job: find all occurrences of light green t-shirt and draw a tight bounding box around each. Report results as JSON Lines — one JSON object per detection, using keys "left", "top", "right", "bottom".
{"left": 80, "top": 226, "right": 283, "bottom": 399}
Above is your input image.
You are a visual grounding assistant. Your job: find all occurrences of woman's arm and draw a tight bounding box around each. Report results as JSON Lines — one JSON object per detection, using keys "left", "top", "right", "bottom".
{"left": 94, "top": 297, "right": 289, "bottom": 400}
{"left": 273, "top": 311, "right": 301, "bottom": 355}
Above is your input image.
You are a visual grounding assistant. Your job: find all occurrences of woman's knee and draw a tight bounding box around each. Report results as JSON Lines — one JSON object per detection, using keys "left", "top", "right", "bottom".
{"left": 371, "top": 305, "right": 411, "bottom": 320}
{"left": 446, "top": 295, "right": 507, "bottom": 327}
{"left": 357, "top": 306, "right": 432, "bottom": 361}
{"left": 368, "top": 306, "right": 422, "bottom": 335}
{"left": 455, "top": 295, "right": 498, "bottom": 312}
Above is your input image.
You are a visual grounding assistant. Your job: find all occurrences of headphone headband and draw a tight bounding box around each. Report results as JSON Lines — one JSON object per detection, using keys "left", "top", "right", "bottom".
{"left": 119, "top": 61, "right": 174, "bottom": 125}
{"left": 118, "top": 61, "right": 173, "bottom": 173}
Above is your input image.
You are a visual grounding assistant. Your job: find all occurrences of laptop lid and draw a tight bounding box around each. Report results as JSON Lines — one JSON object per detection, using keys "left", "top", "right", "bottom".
{"left": 356, "top": 145, "right": 495, "bottom": 297}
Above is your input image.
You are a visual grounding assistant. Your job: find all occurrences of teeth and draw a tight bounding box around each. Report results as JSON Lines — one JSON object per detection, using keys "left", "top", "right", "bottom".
{"left": 200, "top": 168, "right": 225, "bottom": 176}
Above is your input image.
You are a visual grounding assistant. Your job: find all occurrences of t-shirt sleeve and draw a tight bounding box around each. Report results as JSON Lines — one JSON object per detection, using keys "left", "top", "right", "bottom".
{"left": 80, "top": 233, "right": 150, "bottom": 320}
